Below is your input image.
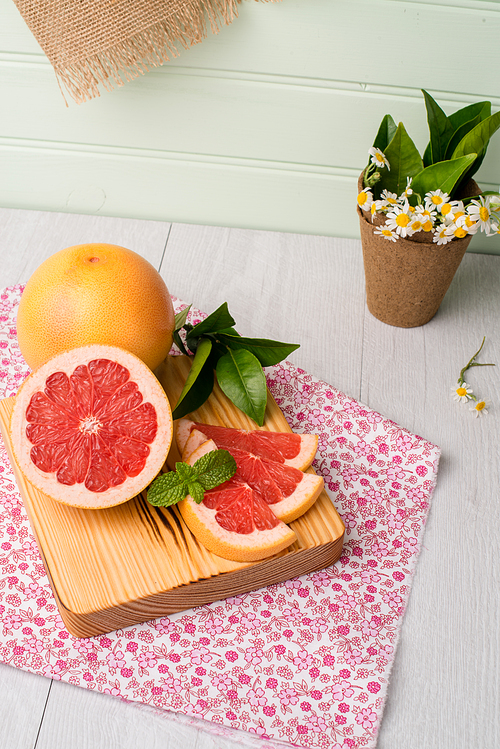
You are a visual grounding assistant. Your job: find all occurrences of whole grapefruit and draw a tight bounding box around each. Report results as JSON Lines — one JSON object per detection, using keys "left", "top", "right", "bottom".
{"left": 16, "top": 243, "right": 175, "bottom": 372}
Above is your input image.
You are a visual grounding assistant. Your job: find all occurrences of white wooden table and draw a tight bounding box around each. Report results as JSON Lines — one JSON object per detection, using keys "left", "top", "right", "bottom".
{"left": 0, "top": 208, "right": 499, "bottom": 749}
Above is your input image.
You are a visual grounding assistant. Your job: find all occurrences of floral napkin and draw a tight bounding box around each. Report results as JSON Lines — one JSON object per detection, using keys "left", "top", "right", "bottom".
{"left": 0, "top": 285, "right": 440, "bottom": 749}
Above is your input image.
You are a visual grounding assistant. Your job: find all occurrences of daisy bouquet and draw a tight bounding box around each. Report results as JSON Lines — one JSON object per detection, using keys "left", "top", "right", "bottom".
{"left": 357, "top": 90, "right": 500, "bottom": 245}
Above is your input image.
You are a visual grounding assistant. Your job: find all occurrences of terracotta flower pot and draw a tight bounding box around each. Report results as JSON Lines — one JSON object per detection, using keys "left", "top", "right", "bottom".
{"left": 357, "top": 173, "right": 480, "bottom": 328}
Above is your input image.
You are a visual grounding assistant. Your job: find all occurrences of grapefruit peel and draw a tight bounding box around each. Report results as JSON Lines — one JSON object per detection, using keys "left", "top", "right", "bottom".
{"left": 10, "top": 344, "right": 173, "bottom": 510}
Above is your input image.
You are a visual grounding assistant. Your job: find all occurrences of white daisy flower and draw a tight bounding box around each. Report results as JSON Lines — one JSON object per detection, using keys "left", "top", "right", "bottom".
{"left": 402, "top": 176, "right": 413, "bottom": 199}
{"left": 467, "top": 196, "right": 493, "bottom": 233}
{"left": 408, "top": 215, "right": 424, "bottom": 234}
{"left": 445, "top": 223, "right": 469, "bottom": 240}
{"left": 470, "top": 399, "right": 491, "bottom": 418}
{"left": 456, "top": 213, "right": 479, "bottom": 235}
{"left": 380, "top": 189, "right": 398, "bottom": 207}
{"left": 357, "top": 188, "right": 374, "bottom": 211}
{"left": 451, "top": 382, "right": 473, "bottom": 402}
{"left": 385, "top": 205, "right": 414, "bottom": 237}
{"left": 374, "top": 225, "right": 398, "bottom": 241}
{"left": 445, "top": 201, "right": 466, "bottom": 225}
{"left": 433, "top": 225, "right": 453, "bottom": 245}
{"left": 415, "top": 207, "right": 436, "bottom": 232}
{"left": 425, "top": 190, "right": 450, "bottom": 210}
{"left": 368, "top": 147, "right": 390, "bottom": 171}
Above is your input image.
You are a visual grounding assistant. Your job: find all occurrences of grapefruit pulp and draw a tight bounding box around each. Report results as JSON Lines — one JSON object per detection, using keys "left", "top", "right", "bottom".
{"left": 10, "top": 344, "right": 173, "bottom": 509}
{"left": 178, "top": 440, "right": 297, "bottom": 562}
{"left": 176, "top": 419, "right": 318, "bottom": 471}
{"left": 16, "top": 243, "right": 175, "bottom": 372}
{"left": 182, "top": 429, "right": 323, "bottom": 524}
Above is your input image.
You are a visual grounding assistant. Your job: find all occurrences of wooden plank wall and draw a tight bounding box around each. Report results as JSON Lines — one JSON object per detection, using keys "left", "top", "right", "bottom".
{"left": 1, "top": 0, "right": 499, "bottom": 253}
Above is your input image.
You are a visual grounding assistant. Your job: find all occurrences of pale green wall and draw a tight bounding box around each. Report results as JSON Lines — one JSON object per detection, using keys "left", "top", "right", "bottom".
{"left": 1, "top": 0, "right": 499, "bottom": 253}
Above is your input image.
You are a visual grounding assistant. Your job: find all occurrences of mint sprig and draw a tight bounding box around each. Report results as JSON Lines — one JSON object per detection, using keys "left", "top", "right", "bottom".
{"left": 171, "top": 302, "right": 299, "bottom": 425}
{"left": 147, "top": 448, "right": 236, "bottom": 508}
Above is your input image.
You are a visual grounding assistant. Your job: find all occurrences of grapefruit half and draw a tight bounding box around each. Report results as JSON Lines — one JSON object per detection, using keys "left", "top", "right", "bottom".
{"left": 182, "top": 429, "right": 323, "bottom": 524}
{"left": 178, "top": 440, "right": 297, "bottom": 562}
{"left": 175, "top": 419, "right": 318, "bottom": 471}
{"left": 10, "top": 344, "right": 173, "bottom": 509}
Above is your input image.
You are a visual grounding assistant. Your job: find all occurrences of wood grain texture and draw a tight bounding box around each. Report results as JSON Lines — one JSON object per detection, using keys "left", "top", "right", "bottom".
{"left": 0, "top": 356, "right": 343, "bottom": 638}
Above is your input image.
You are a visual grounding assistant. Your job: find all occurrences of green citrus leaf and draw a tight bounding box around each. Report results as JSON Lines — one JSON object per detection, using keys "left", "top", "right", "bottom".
{"left": 174, "top": 304, "right": 192, "bottom": 332}
{"left": 447, "top": 100, "right": 491, "bottom": 132}
{"left": 216, "top": 333, "right": 299, "bottom": 367}
{"left": 410, "top": 154, "right": 477, "bottom": 201}
{"left": 188, "top": 303, "right": 236, "bottom": 338}
{"left": 216, "top": 348, "right": 268, "bottom": 426}
{"left": 171, "top": 337, "right": 214, "bottom": 420}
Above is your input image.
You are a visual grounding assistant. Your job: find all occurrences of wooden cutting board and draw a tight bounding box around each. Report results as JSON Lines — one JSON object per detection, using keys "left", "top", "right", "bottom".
{"left": 0, "top": 355, "right": 344, "bottom": 638}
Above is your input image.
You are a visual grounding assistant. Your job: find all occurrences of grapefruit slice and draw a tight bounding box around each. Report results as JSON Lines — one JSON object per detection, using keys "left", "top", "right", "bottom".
{"left": 175, "top": 419, "right": 318, "bottom": 470}
{"left": 182, "top": 430, "right": 323, "bottom": 524}
{"left": 10, "top": 344, "right": 173, "bottom": 509}
{"left": 178, "top": 440, "right": 297, "bottom": 562}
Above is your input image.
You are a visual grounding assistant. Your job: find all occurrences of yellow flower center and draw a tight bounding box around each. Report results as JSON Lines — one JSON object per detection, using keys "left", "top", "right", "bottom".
{"left": 479, "top": 206, "right": 490, "bottom": 221}
{"left": 465, "top": 217, "right": 476, "bottom": 228}
{"left": 411, "top": 220, "right": 422, "bottom": 231}
{"left": 454, "top": 227, "right": 468, "bottom": 238}
{"left": 456, "top": 387, "right": 467, "bottom": 397}
{"left": 396, "top": 213, "right": 410, "bottom": 227}
{"left": 381, "top": 229, "right": 393, "bottom": 237}
{"left": 431, "top": 195, "right": 442, "bottom": 205}
{"left": 358, "top": 192, "right": 368, "bottom": 206}
{"left": 375, "top": 153, "right": 385, "bottom": 164}
{"left": 422, "top": 220, "right": 433, "bottom": 232}
{"left": 387, "top": 197, "right": 397, "bottom": 204}
{"left": 476, "top": 401, "right": 486, "bottom": 411}
{"left": 453, "top": 211, "right": 465, "bottom": 221}
{"left": 441, "top": 203, "right": 452, "bottom": 215}
{"left": 371, "top": 202, "right": 377, "bottom": 215}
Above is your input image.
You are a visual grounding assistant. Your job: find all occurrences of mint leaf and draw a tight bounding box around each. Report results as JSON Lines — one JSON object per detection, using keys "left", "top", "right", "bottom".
{"left": 193, "top": 448, "right": 237, "bottom": 490}
{"left": 146, "top": 449, "right": 236, "bottom": 508}
{"left": 147, "top": 472, "right": 191, "bottom": 507}
{"left": 216, "top": 348, "right": 268, "bottom": 426}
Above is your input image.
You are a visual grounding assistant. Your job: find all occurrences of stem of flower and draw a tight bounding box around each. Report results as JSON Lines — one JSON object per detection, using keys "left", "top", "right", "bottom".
{"left": 457, "top": 336, "right": 495, "bottom": 385}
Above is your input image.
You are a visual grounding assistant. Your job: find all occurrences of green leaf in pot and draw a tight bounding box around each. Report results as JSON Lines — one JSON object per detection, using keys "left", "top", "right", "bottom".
{"left": 216, "top": 333, "right": 299, "bottom": 367}
{"left": 372, "top": 114, "right": 397, "bottom": 153}
{"left": 422, "top": 90, "right": 455, "bottom": 166}
{"left": 216, "top": 348, "right": 268, "bottom": 426}
{"left": 171, "top": 337, "right": 214, "bottom": 420}
{"left": 381, "top": 123, "right": 423, "bottom": 197}
{"left": 410, "top": 153, "right": 477, "bottom": 202}
{"left": 451, "top": 110, "right": 500, "bottom": 168}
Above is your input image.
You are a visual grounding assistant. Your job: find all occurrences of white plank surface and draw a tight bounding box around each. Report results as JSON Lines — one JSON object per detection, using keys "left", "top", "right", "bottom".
{"left": 0, "top": 207, "right": 499, "bottom": 749}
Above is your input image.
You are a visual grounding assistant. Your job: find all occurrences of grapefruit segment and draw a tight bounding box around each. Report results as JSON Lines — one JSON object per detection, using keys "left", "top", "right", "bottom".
{"left": 10, "top": 344, "right": 173, "bottom": 509}
{"left": 177, "top": 440, "right": 297, "bottom": 562}
{"left": 175, "top": 419, "right": 318, "bottom": 471}
{"left": 182, "top": 433, "right": 324, "bottom": 524}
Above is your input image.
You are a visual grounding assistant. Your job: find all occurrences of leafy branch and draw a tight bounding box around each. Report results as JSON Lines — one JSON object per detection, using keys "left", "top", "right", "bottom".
{"left": 171, "top": 302, "right": 299, "bottom": 425}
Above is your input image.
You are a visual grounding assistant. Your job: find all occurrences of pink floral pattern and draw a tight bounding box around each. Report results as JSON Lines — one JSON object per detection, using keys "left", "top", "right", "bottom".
{"left": 0, "top": 286, "right": 440, "bottom": 749}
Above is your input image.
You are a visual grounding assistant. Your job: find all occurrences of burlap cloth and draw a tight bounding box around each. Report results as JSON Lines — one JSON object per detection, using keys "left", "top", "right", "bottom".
{"left": 13, "top": 0, "right": 276, "bottom": 104}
